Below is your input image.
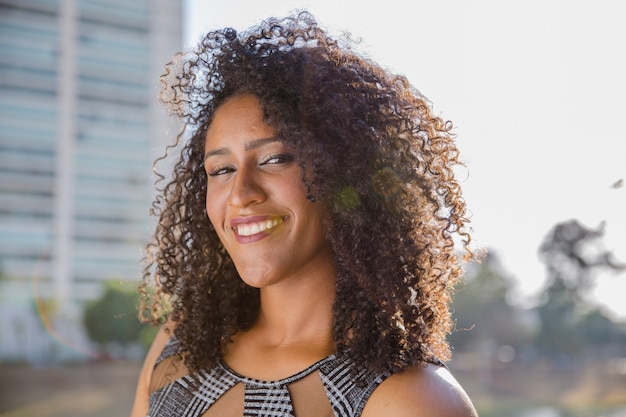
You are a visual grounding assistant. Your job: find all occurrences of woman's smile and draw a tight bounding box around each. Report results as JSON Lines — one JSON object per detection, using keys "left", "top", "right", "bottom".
{"left": 231, "top": 215, "right": 286, "bottom": 241}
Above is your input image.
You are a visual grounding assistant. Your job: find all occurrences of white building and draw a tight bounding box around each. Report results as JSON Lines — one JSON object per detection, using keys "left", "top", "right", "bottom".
{"left": 0, "top": 0, "right": 182, "bottom": 361}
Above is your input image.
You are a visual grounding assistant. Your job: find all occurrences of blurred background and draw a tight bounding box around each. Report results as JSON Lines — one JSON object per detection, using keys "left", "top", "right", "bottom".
{"left": 0, "top": 1, "right": 624, "bottom": 416}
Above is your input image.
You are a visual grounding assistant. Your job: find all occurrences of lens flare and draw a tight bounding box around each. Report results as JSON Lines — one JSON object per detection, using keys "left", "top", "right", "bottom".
{"left": 372, "top": 167, "right": 401, "bottom": 198}
{"left": 31, "top": 253, "right": 104, "bottom": 360}
{"left": 334, "top": 186, "right": 360, "bottom": 210}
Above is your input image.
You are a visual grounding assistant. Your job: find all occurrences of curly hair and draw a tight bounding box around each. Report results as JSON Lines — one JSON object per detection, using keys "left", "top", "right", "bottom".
{"left": 140, "top": 11, "right": 472, "bottom": 375}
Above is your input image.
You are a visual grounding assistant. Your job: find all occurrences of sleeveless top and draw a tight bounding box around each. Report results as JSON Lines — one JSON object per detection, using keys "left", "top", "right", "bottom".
{"left": 147, "top": 336, "right": 391, "bottom": 417}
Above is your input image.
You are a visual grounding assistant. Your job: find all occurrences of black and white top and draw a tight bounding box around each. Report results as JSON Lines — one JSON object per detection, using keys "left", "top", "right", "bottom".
{"left": 147, "top": 337, "right": 391, "bottom": 417}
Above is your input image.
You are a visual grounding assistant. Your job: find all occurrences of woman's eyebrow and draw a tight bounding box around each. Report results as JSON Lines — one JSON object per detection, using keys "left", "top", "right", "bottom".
{"left": 203, "top": 147, "right": 229, "bottom": 162}
{"left": 203, "top": 136, "right": 280, "bottom": 163}
{"left": 244, "top": 136, "right": 280, "bottom": 151}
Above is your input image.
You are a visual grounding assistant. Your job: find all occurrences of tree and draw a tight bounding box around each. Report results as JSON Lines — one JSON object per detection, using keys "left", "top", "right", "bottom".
{"left": 535, "top": 219, "right": 625, "bottom": 357}
{"left": 579, "top": 308, "right": 626, "bottom": 349}
{"left": 83, "top": 280, "right": 155, "bottom": 357}
{"left": 451, "top": 251, "right": 528, "bottom": 352}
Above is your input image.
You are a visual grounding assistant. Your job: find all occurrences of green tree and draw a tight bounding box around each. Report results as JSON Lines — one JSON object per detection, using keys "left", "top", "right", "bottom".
{"left": 451, "top": 251, "right": 528, "bottom": 352}
{"left": 535, "top": 219, "right": 625, "bottom": 357}
{"left": 83, "top": 280, "right": 155, "bottom": 356}
{"left": 580, "top": 309, "right": 626, "bottom": 348}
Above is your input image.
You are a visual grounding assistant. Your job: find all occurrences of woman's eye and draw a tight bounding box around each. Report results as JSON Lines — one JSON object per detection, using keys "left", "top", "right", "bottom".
{"left": 208, "top": 166, "right": 235, "bottom": 177}
{"left": 261, "top": 153, "right": 295, "bottom": 166}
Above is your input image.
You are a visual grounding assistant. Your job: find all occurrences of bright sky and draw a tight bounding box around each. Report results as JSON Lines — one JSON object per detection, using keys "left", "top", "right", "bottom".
{"left": 183, "top": 0, "right": 626, "bottom": 319}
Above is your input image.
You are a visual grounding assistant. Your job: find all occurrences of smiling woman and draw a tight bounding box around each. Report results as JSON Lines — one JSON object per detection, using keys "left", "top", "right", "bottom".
{"left": 131, "top": 11, "right": 478, "bottom": 417}
{"left": 203, "top": 94, "right": 334, "bottom": 289}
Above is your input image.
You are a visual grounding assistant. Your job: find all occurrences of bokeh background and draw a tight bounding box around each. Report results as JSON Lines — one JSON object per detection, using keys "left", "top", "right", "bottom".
{"left": 1, "top": 1, "right": 625, "bottom": 416}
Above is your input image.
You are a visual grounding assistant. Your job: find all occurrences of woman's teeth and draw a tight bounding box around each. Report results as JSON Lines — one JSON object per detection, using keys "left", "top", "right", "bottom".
{"left": 235, "top": 218, "right": 282, "bottom": 236}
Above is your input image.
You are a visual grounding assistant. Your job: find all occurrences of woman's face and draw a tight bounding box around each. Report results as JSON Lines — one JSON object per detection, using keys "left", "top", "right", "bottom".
{"left": 203, "top": 94, "right": 334, "bottom": 288}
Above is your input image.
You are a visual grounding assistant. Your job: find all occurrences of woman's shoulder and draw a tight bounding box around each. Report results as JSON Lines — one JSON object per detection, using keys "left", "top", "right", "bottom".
{"left": 362, "top": 362, "right": 478, "bottom": 417}
{"left": 130, "top": 320, "right": 177, "bottom": 417}
{"left": 145, "top": 320, "right": 177, "bottom": 366}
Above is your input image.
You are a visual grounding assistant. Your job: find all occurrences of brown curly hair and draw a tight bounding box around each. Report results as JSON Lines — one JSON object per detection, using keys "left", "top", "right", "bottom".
{"left": 140, "top": 11, "right": 472, "bottom": 375}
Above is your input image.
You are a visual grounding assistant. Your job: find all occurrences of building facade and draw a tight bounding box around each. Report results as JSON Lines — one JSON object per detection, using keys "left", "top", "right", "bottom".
{"left": 0, "top": 0, "right": 182, "bottom": 361}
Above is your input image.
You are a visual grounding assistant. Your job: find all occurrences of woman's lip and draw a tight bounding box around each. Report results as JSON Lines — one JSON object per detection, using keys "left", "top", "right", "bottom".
{"left": 230, "top": 215, "right": 276, "bottom": 228}
{"left": 230, "top": 216, "right": 287, "bottom": 243}
{"left": 230, "top": 215, "right": 286, "bottom": 235}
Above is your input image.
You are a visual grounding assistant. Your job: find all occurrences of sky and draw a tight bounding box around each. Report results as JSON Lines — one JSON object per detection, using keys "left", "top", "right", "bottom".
{"left": 183, "top": 0, "right": 626, "bottom": 319}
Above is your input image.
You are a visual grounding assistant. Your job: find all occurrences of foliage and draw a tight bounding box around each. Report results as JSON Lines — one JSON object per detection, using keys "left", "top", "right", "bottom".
{"left": 450, "top": 251, "right": 530, "bottom": 351}
{"left": 535, "top": 219, "right": 626, "bottom": 357}
{"left": 538, "top": 219, "right": 624, "bottom": 305}
{"left": 0, "top": 259, "right": 6, "bottom": 282}
{"left": 450, "top": 219, "right": 626, "bottom": 363}
{"left": 580, "top": 309, "right": 626, "bottom": 347}
{"left": 83, "top": 280, "right": 155, "bottom": 355}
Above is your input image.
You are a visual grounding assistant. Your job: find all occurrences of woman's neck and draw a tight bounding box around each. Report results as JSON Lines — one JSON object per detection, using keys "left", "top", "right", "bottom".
{"left": 223, "top": 267, "right": 337, "bottom": 380}
{"left": 254, "top": 273, "right": 336, "bottom": 349}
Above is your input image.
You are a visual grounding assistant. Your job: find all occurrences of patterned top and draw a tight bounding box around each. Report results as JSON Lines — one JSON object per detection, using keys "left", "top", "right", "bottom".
{"left": 147, "top": 337, "right": 391, "bottom": 417}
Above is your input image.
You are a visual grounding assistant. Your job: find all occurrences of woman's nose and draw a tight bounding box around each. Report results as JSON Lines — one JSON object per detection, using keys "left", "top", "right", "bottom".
{"left": 228, "top": 166, "right": 266, "bottom": 207}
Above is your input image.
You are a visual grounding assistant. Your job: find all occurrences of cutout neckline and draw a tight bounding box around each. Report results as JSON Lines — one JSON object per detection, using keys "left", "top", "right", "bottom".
{"left": 217, "top": 354, "right": 336, "bottom": 387}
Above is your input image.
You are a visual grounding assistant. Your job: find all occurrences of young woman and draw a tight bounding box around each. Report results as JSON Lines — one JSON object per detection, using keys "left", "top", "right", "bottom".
{"left": 131, "top": 11, "right": 478, "bottom": 417}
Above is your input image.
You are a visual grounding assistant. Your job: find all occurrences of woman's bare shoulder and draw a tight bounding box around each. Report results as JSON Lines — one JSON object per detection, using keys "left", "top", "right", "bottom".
{"left": 362, "top": 362, "right": 478, "bottom": 417}
{"left": 130, "top": 320, "right": 176, "bottom": 417}
{"left": 142, "top": 320, "right": 176, "bottom": 372}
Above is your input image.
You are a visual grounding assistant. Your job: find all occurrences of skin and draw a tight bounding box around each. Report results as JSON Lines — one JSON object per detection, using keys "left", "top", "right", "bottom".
{"left": 130, "top": 94, "right": 478, "bottom": 417}
{"left": 131, "top": 322, "right": 172, "bottom": 417}
{"left": 203, "top": 94, "right": 338, "bottom": 380}
{"left": 203, "top": 94, "right": 336, "bottom": 294}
